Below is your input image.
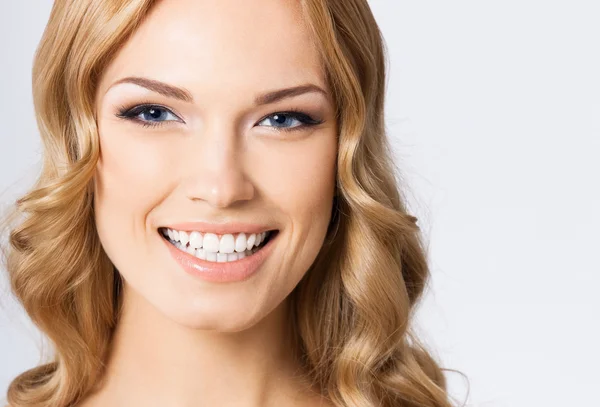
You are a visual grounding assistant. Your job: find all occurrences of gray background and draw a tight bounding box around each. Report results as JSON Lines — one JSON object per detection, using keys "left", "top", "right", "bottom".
{"left": 1, "top": 1, "right": 599, "bottom": 406}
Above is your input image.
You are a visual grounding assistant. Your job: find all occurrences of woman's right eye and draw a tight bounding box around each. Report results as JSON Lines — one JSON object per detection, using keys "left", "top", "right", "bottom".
{"left": 116, "top": 104, "right": 183, "bottom": 128}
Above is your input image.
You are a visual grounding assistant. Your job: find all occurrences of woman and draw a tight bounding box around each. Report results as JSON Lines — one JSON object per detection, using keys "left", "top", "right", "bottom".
{"left": 1, "top": 0, "right": 460, "bottom": 406}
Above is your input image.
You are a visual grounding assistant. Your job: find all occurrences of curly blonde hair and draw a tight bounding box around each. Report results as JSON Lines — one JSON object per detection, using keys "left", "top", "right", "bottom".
{"left": 1, "top": 1, "right": 464, "bottom": 406}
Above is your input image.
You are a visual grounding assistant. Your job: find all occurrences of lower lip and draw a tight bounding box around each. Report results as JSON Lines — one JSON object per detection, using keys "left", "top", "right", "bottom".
{"left": 161, "top": 231, "right": 278, "bottom": 283}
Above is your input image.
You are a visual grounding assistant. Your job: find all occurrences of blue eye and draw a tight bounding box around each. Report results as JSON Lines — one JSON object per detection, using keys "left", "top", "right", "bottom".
{"left": 116, "top": 104, "right": 323, "bottom": 132}
{"left": 116, "top": 104, "right": 182, "bottom": 128}
{"left": 139, "top": 107, "right": 178, "bottom": 122}
{"left": 256, "top": 111, "right": 322, "bottom": 132}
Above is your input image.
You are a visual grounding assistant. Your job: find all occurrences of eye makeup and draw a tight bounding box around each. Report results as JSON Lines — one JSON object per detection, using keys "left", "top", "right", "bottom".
{"left": 115, "top": 103, "right": 184, "bottom": 128}
{"left": 114, "top": 102, "right": 325, "bottom": 133}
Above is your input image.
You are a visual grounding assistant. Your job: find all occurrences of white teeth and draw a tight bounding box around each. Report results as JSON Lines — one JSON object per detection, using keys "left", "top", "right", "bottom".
{"left": 195, "top": 248, "right": 206, "bottom": 260}
{"left": 164, "top": 228, "right": 274, "bottom": 260}
{"left": 190, "top": 246, "right": 256, "bottom": 263}
{"left": 203, "top": 233, "right": 220, "bottom": 252}
{"left": 235, "top": 233, "right": 247, "bottom": 253}
{"left": 189, "top": 231, "right": 203, "bottom": 249}
{"left": 179, "top": 231, "right": 189, "bottom": 246}
{"left": 246, "top": 233, "right": 256, "bottom": 250}
{"left": 219, "top": 234, "right": 235, "bottom": 254}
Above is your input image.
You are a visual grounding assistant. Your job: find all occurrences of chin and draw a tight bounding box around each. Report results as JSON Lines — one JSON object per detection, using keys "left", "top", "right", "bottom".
{"left": 131, "top": 281, "right": 275, "bottom": 333}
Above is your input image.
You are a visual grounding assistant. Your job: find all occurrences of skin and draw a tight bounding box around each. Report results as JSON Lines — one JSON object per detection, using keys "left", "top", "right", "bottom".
{"left": 82, "top": 0, "right": 338, "bottom": 406}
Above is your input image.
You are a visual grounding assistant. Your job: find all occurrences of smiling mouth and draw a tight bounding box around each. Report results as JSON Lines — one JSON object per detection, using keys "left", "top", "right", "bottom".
{"left": 158, "top": 227, "right": 279, "bottom": 263}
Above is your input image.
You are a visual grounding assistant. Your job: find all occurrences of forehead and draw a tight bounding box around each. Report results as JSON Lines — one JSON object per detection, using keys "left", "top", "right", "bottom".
{"left": 98, "top": 0, "right": 326, "bottom": 101}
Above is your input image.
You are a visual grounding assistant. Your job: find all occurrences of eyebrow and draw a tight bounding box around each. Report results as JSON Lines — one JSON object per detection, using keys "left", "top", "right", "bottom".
{"left": 108, "top": 76, "right": 328, "bottom": 106}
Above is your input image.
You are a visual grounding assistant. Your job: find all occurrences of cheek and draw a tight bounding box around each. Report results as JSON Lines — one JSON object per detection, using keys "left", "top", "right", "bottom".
{"left": 95, "top": 126, "right": 170, "bottom": 206}
{"left": 93, "top": 122, "right": 172, "bottom": 258}
{"left": 252, "top": 131, "right": 337, "bottom": 236}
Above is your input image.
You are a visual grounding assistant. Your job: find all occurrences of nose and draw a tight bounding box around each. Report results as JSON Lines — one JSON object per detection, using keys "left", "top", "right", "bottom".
{"left": 182, "top": 122, "right": 254, "bottom": 208}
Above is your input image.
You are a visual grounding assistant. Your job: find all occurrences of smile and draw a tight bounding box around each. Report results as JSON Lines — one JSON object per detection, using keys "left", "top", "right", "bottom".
{"left": 159, "top": 226, "right": 280, "bottom": 283}
{"left": 159, "top": 227, "right": 277, "bottom": 263}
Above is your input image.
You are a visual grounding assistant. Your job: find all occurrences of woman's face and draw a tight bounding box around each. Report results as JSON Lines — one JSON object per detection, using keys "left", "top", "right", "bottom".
{"left": 93, "top": 0, "right": 337, "bottom": 330}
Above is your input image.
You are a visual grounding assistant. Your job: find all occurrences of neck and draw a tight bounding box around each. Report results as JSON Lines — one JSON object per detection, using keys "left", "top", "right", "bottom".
{"left": 85, "top": 284, "right": 318, "bottom": 407}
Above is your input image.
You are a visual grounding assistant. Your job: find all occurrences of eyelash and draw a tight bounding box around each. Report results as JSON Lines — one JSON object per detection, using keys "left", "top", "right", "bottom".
{"left": 114, "top": 103, "right": 323, "bottom": 132}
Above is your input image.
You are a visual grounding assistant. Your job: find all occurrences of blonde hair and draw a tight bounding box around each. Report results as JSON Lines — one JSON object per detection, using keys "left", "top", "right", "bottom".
{"left": 1, "top": 1, "right": 464, "bottom": 406}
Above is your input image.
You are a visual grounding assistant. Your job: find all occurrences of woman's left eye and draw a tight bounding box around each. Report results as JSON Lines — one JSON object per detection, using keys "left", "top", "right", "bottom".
{"left": 256, "top": 111, "right": 322, "bottom": 132}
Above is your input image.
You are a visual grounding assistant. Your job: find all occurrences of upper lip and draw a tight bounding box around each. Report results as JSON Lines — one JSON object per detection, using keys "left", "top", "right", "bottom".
{"left": 160, "top": 221, "right": 276, "bottom": 235}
